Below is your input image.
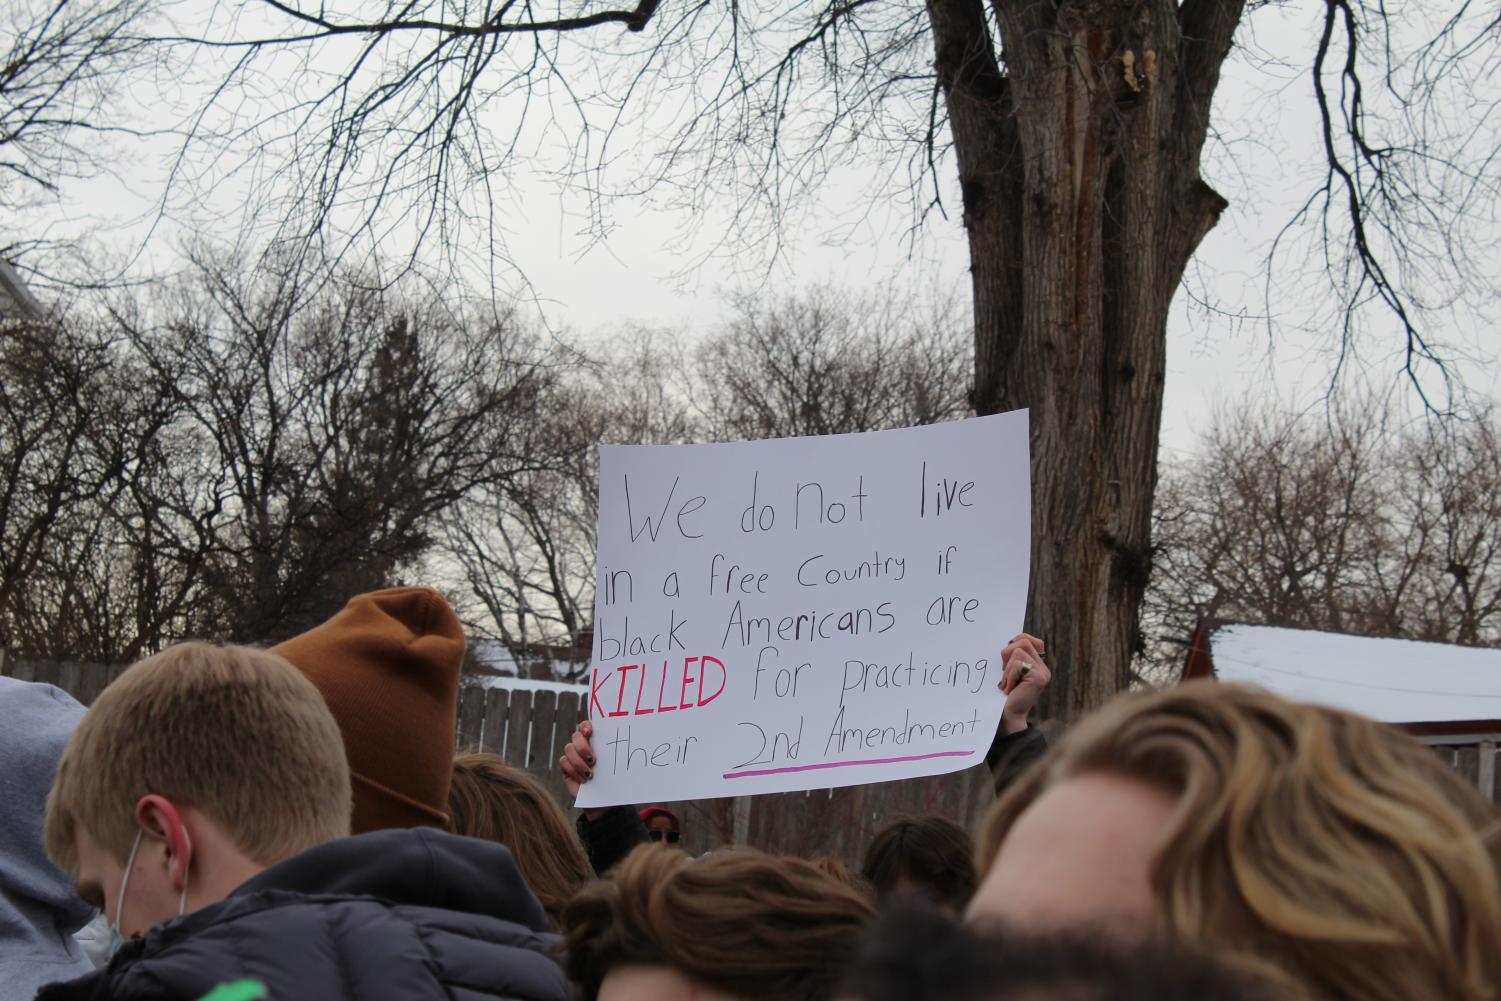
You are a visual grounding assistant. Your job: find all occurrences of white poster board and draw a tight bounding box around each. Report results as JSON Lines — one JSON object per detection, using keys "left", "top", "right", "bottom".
{"left": 575, "top": 411, "right": 1030, "bottom": 807}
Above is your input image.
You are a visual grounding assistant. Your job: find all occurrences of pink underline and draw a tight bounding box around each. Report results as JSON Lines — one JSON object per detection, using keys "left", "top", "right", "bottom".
{"left": 723, "top": 750, "right": 972, "bottom": 779}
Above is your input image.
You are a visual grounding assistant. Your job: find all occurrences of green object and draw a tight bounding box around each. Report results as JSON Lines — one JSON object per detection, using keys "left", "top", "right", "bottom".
{"left": 195, "top": 980, "right": 268, "bottom": 1001}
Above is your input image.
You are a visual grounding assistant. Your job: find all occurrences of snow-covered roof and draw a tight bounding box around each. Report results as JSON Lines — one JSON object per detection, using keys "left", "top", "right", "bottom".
{"left": 1189, "top": 623, "right": 1501, "bottom": 726}
{"left": 470, "top": 639, "right": 519, "bottom": 674}
{"left": 463, "top": 674, "right": 587, "bottom": 696}
{"left": 469, "top": 638, "right": 586, "bottom": 684}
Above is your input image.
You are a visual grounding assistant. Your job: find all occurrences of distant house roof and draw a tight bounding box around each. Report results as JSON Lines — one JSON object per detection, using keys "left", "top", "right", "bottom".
{"left": 0, "top": 260, "right": 44, "bottom": 320}
{"left": 469, "top": 637, "right": 587, "bottom": 685}
{"left": 464, "top": 674, "right": 587, "bottom": 696}
{"left": 1182, "top": 621, "right": 1501, "bottom": 735}
{"left": 471, "top": 638, "right": 520, "bottom": 675}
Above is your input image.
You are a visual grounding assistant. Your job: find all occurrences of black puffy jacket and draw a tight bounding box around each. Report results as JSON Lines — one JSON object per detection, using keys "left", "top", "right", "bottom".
{"left": 35, "top": 828, "right": 568, "bottom": 1001}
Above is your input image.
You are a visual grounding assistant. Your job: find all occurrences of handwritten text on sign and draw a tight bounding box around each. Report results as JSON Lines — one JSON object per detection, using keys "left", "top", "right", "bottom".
{"left": 574, "top": 411, "right": 1031, "bottom": 807}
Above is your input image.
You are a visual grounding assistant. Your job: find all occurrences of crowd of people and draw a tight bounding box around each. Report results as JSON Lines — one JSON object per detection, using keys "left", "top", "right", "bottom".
{"left": 2, "top": 585, "right": 1499, "bottom": 1000}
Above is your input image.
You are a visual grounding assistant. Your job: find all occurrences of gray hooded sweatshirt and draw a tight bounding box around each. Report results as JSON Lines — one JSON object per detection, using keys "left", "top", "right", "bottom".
{"left": 0, "top": 676, "right": 94, "bottom": 996}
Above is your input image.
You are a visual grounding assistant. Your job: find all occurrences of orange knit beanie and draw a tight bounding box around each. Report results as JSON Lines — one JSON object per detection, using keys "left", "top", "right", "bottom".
{"left": 272, "top": 587, "right": 466, "bottom": 833}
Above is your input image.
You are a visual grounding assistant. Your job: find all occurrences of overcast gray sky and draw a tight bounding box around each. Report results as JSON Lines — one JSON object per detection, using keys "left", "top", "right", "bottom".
{"left": 16, "top": 0, "right": 1499, "bottom": 454}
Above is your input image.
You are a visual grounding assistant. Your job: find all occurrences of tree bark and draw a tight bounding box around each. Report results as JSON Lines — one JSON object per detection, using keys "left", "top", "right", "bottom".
{"left": 929, "top": 0, "right": 1242, "bottom": 717}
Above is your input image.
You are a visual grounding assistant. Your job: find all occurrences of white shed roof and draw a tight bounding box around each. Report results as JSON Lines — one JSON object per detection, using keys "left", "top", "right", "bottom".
{"left": 1199, "top": 623, "right": 1501, "bottom": 726}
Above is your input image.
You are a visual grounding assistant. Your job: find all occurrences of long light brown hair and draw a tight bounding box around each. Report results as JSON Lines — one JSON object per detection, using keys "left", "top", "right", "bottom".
{"left": 977, "top": 682, "right": 1501, "bottom": 1001}
{"left": 562, "top": 845, "right": 875, "bottom": 1001}
{"left": 445, "top": 752, "right": 591, "bottom": 927}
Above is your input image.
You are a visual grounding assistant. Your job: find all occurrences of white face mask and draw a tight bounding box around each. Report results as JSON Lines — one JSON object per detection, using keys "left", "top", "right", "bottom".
{"left": 103, "top": 826, "right": 192, "bottom": 960}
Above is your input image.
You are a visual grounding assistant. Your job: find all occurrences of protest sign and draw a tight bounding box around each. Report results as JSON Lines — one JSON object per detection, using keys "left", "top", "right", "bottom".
{"left": 575, "top": 410, "right": 1030, "bottom": 807}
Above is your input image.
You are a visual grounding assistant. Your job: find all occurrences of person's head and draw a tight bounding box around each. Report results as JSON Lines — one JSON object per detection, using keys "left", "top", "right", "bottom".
{"left": 971, "top": 681, "right": 1501, "bottom": 1001}
{"left": 44, "top": 643, "right": 351, "bottom": 939}
{"left": 445, "top": 751, "right": 592, "bottom": 926}
{"left": 638, "top": 807, "right": 680, "bottom": 846}
{"left": 860, "top": 816, "right": 976, "bottom": 914}
{"left": 562, "top": 844, "right": 875, "bottom": 1001}
{"left": 842, "top": 900, "right": 1270, "bottom": 1001}
{"left": 272, "top": 586, "right": 466, "bottom": 833}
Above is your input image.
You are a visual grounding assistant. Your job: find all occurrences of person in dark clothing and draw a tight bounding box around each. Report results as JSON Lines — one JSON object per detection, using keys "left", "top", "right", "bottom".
{"left": 36, "top": 829, "right": 567, "bottom": 1001}
{"left": 571, "top": 804, "right": 684, "bottom": 876}
{"left": 38, "top": 642, "right": 566, "bottom": 1001}
{"left": 572, "top": 797, "right": 648, "bottom": 877}
{"left": 560, "top": 633, "right": 1054, "bottom": 874}
{"left": 986, "top": 632, "right": 1052, "bottom": 794}
{"left": 554, "top": 719, "right": 649, "bottom": 876}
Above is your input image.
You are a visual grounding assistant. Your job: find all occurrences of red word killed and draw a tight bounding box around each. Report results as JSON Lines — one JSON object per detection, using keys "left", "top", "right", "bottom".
{"left": 591, "top": 655, "right": 728, "bottom": 719}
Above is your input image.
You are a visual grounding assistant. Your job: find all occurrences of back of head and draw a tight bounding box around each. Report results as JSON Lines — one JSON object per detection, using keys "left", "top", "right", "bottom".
{"left": 45, "top": 643, "right": 352, "bottom": 875}
{"left": 272, "top": 586, "right": 466, "bottom": 833}
{"left": 976, "top": 682, "right": 1501, "bottom": 1001}
{"left": 0, "top": 677, "right": 93, "bottom": 992}
{"left": 861, "top": 816, "right": 976, "bottom": 912}
{"left": 562, "top": 844, "right": 874, "bottom": 1001}
{"left": 445, "top": 752, "right": 591, "bottom": 926}
{"left": 844, "top": 901, "right": 1271, "bottom": 1001}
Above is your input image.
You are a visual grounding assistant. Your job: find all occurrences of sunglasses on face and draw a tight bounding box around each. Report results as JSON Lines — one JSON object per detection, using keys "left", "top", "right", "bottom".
{"left": 647, "top": 829, "right": 681, "bottom": 844}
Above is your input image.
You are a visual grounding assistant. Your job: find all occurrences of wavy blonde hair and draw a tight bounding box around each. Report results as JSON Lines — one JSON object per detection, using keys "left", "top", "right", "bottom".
{"left": 976, "top": 682, "right": 1501, "bottom": 1001}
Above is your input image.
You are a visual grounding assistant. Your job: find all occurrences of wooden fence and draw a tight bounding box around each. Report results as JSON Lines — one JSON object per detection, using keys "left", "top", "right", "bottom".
{"left": 1421, "top": 734, "right": 1501, "bottom": 805}
{"left": 0, "top": 653, "right": 997, "bottom": 862}
{"left": 2, "top": 655, "right": 121, "bottom": 705}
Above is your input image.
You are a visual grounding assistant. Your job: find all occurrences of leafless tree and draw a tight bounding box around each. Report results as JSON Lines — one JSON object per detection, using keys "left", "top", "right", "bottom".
{"left": 445, "top": 287, "right": 968, "bottom": 676}
{"left": 1140, "top": 398, "right": 1501, "bottom": 683}
{"left": 112, "top": 246, "right": 558, "bottom": 643}
{"left": 444, "top": 382, "right": 600, "bottom": 669}
{"left": 166, "top": 0, "right": 1499, "bottom": 714}
{"left": 0, "top": 316, "right": 199, "bottom": 660}
{"left": 0, "top": 0, "right": 157, "bottom": 209}
{"left": 695, "top": 285, "right": 971, "bottom": 441}
{"left": 0, "top": 320, "right": 124, "bottom": 654}
{"left": 442, "top": 329, "right": 696, "bottom": 676}
{"left": 1, "top": 244, "right": 563, "bottom": 660}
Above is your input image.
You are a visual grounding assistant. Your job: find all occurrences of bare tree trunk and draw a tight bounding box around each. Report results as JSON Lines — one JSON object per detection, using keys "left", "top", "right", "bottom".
{"left": 930, "top": 0, "right": 1241, "bottom": 717}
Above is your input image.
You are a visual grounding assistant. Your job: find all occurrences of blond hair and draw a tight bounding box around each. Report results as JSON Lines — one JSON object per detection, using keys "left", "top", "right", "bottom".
{"left": 445, "top": 752, "right": 592, "bottom": 926}
{"left": 562, "top": 845, "right": 874, "bottom": 1001}
{"left": 977, "top": 682, "right": 1501, "bottom": 1001}
{"left": 46, "top": 642, "right": 352, "bottom": 871}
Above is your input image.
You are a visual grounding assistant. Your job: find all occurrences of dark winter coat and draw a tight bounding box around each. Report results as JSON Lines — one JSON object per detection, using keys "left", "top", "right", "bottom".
{"left": 576, "top": 807, "right": 648, "bottom": 877}
{"left": 34, "top": 828, "right": 568, "bottom": 1001}
{"left": 986, "top": 724, "right": 1048, "bottom": 796}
